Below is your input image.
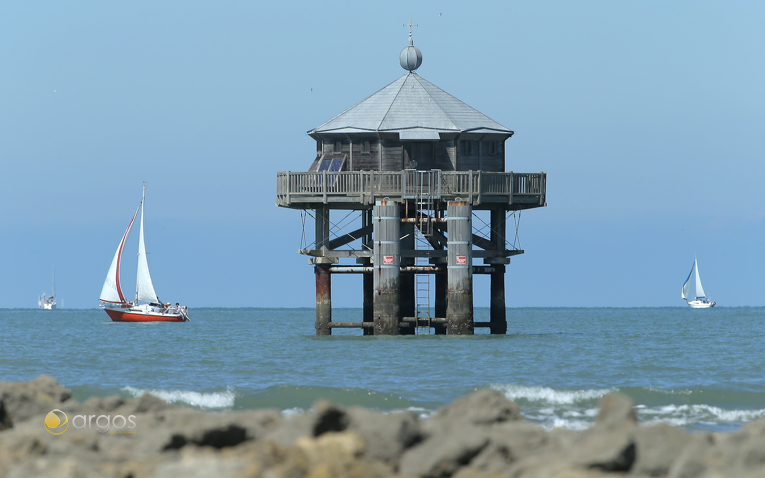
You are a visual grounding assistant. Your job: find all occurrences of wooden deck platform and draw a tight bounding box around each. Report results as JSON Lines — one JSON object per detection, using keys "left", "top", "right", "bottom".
{"left": 276, "top": 170, "right": 546, "bottom": 210}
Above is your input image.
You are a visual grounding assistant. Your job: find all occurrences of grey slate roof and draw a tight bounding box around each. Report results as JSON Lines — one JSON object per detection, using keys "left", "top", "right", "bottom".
{"left": 308, "top": 73, "right": 513, "bottom": 137}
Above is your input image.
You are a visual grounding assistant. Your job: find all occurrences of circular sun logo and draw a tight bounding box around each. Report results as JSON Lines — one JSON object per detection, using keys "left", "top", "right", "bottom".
{"left": 44, "top": 409, "right": 68, "bottom": 435}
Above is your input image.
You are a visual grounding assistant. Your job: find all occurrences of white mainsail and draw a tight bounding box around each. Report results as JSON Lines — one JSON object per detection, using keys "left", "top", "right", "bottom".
{"left": 100, "top": 207, "right": 139, "bottom": 304}
{"left": 135, "top": 188, "right": 159, "bottom": 304}
{"left": 693, "top": 259, "right": 706, "bottom": 299}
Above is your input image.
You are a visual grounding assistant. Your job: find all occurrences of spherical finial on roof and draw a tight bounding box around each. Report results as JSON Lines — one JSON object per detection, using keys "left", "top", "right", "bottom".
{"left": 400, "top": 24, "right": 422, "bottom": 72}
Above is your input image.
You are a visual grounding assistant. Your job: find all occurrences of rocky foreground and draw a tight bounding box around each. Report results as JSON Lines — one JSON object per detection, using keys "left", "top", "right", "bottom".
{"left": 1, "top": 376, "right": 764, "bottom": 478}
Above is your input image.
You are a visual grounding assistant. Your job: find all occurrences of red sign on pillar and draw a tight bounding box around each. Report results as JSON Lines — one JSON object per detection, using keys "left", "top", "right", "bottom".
{"left": 383, "top": 256, "right": 394, "bottom": 265}
{"left": 456, "top": 256, "right": 467, "bottom": 265}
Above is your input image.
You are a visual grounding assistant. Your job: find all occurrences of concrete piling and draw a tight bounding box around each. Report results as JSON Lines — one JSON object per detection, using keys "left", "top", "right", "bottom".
{"left": 373, "top": 200, "right": 401, "bottom": 335}
{"left": 446, "top": 200, "right": 474, "bottom": 335}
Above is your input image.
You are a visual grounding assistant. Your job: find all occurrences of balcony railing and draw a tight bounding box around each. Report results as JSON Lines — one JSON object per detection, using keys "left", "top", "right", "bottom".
{"left": 276, "top": 170, "right": 546, "bottom": 208}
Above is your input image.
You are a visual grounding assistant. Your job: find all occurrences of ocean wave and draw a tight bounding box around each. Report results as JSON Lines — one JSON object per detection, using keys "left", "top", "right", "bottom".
{"left": 489, "top": 384, "right": 614, "bottom": 405}
{"left": 122, "top": 386, "right": 235, "bottom": 409}
{"left": 637, "top": 403, "right": 765, "bottom": 426}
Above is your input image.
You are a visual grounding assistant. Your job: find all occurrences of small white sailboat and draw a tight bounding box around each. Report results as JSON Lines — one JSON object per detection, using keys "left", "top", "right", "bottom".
{"left": 38, "top": 263, "right": 57, "bottom": 310}
{"left": 99, "top": 186, "right": 189, "bottom": 322}
{"left": 681, "top": 258, "right": 716, "bottom": 308}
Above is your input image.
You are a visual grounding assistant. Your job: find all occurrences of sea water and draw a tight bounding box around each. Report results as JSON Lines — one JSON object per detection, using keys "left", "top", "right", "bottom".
{"left": 1, "top": 307, "right": 764, "bottom": 432}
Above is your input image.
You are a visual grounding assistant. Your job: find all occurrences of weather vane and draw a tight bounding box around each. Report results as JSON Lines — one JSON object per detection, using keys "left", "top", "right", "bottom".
{"left": 404, "top": 17, "right": 418, "bottom": 37}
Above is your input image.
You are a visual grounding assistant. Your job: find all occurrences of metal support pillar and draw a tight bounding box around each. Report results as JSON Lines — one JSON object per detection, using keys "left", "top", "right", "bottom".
{"left": 313, "top": 205, "right": 332, "bottom": 336}
{"left": 362, "top": 209, "right": 374, "bottom": 335}
{"left": 490, "top": 264, "right": 506, "bottom": 334}
{"left": 373, "top": 200, "right": 401, "bottom": 335}
{"left": 489, "top": 208, "right": 507, "bottom": 334}
{"left": 447, "top": 200, "right": 473, "bottom": 335}
{"left": 363, "top": 270, "right": 373, "bottom": 335}
{"left": 400, "top": 221, "right": 415, "bottom": 335}
{"left": 316, "top": 205, "right": 330, "bottom": 254}
{"left": 434, "top": 268, "right": 447, "bottom": 335}
{"left": 315, "top": 264, "right": 331, "bottom": 336}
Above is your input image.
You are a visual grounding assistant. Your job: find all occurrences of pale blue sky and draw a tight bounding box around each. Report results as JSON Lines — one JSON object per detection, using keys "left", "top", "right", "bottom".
{"left": 1, "top": 1, "right": 763, "bottom": 308}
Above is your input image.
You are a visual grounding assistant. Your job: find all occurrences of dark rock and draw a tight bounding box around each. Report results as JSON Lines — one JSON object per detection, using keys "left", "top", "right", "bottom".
{"left": 399, "top": 421, "right": 491, "bottom": 478}
{"left": 631, "top": 423, "right": 691, "bottom": 476}
{"left": 262, "top": 401, "right": 349, "bottom": 448}
{"left": 432, "top": 389, "right": 521, "bottom": 427}
{"left": 0, "top": 375, "right": 72, "bottom": 426}
{"left": 346, "top": 406, "right": 422, "bottom": 465}
{"left": 312, "top": 401, "right": 350, "bottom": 436}
{"left": 0, "top": 400, "right": 11, "bottom": 431}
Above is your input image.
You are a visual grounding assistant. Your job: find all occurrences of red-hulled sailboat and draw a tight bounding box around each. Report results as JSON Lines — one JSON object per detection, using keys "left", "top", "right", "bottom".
{"left": 99, "top": 186, "right": 189, "bottom": 322}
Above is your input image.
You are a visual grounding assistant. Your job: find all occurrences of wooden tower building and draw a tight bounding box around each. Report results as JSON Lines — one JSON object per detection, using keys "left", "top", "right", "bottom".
{"left": 276, "top": 30, "right": 546, "bottom": 335}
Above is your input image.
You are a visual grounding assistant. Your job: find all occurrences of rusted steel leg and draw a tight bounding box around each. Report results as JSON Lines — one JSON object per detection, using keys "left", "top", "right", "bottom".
{"left": 315, "top": 264, "right": 332, "bottom": 336}
{"left": 490, "top": 264, "right": 507, "bottom": 334}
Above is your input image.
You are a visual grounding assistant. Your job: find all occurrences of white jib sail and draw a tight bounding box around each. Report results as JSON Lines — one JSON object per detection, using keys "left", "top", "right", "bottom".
{"left": 694, "top": 258, "right": 706, "bottom": 299}
{"left": 100, "top": 207, "right": 139, "bottom": 304}
{"left": 135, "top": 190, "right": 159, "bottom": 304}
{"left": 681, "top": 262, "right": 693, "bottom": 301}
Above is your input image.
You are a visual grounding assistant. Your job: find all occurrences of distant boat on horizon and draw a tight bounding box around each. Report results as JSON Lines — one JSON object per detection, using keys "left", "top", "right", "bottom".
{"left": 99, "top": 186, "right": 189, "bottom": 322}
{"left": 682, "top": 258, "right": 716, "bottom": 308}
{"left": 38, "top": 263, "right": 57, "bottom": 310}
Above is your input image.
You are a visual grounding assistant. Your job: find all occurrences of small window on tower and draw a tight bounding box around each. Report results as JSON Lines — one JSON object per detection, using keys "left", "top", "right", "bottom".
{"left": 464, "top": 140, "right": 473, "bottom": 154}
{"left": 489, "top": 141, "right": 496, "bottom": 155}
{"left": 363, "top": 141, "right": 371, "bottom": 153}
{"left": 334, "top": 141, "right": 342, "bottom": 153}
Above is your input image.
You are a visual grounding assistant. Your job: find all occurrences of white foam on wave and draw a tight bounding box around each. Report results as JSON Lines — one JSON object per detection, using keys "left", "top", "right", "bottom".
{"left": 490, "top": 384, "right": 613, "bottom": 405}
{"left": 123, "top": 386, "right": 235, "bottom": 409}
{"left": 637, "top": 403, "right": 765, "bottom": 427}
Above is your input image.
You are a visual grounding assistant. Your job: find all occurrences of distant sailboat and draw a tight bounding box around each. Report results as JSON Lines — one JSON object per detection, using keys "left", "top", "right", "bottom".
{"left": 38, "top": 263, "right": 57, "bottom": 310}
{"left": 99, "top": 186, "right": 189, "bottom": 322}
{"left": 681, "top": 258, "right": 716, "bottom": 308}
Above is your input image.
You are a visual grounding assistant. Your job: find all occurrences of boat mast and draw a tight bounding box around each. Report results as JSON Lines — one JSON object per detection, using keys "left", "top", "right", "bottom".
{"left": 52, "top": 262, "right": 56, "bottom": 301}
{"left": 135, "top": 186, "right": 145, "bottom": 303}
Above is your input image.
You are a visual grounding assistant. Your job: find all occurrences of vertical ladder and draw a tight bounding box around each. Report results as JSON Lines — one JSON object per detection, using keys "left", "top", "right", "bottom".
{"left": 412, "top": 170, "right": 440, "bottom": 334}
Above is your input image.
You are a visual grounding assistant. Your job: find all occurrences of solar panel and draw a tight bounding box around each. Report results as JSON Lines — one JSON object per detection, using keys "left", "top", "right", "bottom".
{"left": 329, "top": 159, "right": 344, "bottom": 172}
{"left": 318, "top": 160, "right": 332, "bottom": 172}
